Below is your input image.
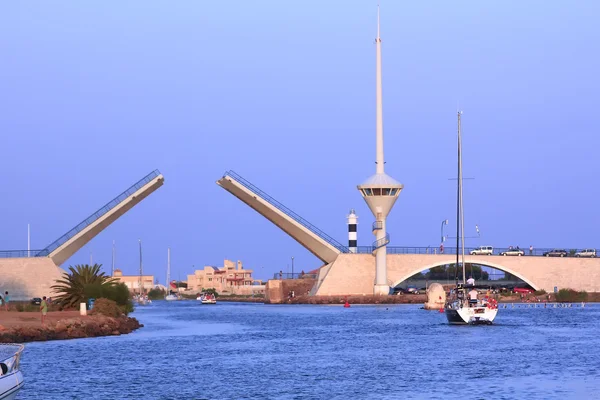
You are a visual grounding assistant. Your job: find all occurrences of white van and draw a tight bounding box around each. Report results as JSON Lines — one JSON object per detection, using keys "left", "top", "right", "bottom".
{"left": 575, "top": 249, "right": 596, "bottom": 258}
{"left": 470, "top": 246, "right": 494, "bottom": 255}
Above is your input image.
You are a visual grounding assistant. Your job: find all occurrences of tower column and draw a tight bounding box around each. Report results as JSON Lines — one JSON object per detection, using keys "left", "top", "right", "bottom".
{"left": 374, "top": 217, "right": 388, "bottom": 294}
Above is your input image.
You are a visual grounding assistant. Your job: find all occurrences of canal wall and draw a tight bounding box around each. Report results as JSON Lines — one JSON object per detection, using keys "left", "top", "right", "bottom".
{"left": 265, "top": 278, "right": 316, "bottom": 304}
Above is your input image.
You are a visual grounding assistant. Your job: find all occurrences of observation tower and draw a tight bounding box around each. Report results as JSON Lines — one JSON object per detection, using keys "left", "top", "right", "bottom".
{"left": 357, "top": 6, "right": 404, "bottom": 295}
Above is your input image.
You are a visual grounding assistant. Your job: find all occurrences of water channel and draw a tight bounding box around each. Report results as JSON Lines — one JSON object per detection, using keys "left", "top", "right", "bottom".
{"left": 18, "top": 301, "right": 600, "bottom": 399}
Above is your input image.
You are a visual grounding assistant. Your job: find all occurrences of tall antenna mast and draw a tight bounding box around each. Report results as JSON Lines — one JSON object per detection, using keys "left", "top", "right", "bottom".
{"left": 375, "top": 2, "right": 385, "bottom": 174}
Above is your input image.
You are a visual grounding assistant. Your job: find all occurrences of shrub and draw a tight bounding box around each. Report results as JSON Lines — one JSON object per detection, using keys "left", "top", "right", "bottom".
{"left": 148, "top": 288, "right": 166, "bottom": 300}
{"left": 90, "top": 298, "right": 123, "bottom": 318}
{"left": 84, "top": 282, "right": 133, "bottom": 314}
{"left": 555, "top": 288, "right": 588, "bottom": 302}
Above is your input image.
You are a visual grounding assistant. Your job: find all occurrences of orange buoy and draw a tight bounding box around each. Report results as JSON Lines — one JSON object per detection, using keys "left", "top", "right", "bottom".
{"left": 344, "top": 300, "right": 350, "bottom": 308}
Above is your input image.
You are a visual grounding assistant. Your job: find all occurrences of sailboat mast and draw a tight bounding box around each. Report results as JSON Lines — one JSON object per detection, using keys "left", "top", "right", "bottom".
{"left": 458, "top": 111, "right": 466, "bottom": 284}
{"left": 167, "top": 247, "right": 171, "bottom": 298}
{"left": 138, "top": 239, "right": 143, "bottom": 296}
{"left": 455, "top": 111, "right": 461, "bottom": 284}
{"left": 112, "top": 240, "right": 115, "bottom": 277}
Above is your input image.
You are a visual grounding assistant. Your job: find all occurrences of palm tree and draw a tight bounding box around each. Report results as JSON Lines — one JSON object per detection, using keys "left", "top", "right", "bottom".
{"left": 51, "top": 264, "right": 116, "bottom": 308}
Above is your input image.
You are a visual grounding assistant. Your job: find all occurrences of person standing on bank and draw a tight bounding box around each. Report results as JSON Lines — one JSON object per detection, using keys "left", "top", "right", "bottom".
{"left": 40, "top": 296, "right": 48, "bottom": 325}
{"left": 3, "top": 291, "right": 9, "bottom": 311}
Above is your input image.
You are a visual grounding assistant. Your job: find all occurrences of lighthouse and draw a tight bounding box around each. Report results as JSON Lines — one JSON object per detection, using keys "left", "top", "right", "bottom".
{"left": 357, "top": 6, "right": 404, "bottom": 296}
{"left": 347, "top": 209, "right": 358, "bottom": 253}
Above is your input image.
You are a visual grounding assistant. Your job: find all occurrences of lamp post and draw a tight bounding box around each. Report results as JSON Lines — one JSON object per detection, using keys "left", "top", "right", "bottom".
{"left": 291, "top": 256, "right": 294, "bottom": 279}
{"left": 440, "top": 219, "right": 448, "bottom": 252}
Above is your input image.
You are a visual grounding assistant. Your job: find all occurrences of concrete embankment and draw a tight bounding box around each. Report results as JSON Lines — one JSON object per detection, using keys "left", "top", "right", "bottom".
{"left": 216, "top": 296, "right": 265, "bottom": 303}
{"left": 0, "top": 311, "right": 142, "bottom": 343}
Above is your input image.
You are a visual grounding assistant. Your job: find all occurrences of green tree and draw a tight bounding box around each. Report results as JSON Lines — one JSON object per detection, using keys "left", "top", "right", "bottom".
{"left": 51, "top": 264, "right": 116, "bottom": 309}
{"left": 148, "top": 288, "right": 166, "bottom": 300}
{"left": 201, "top": 288, "right": 219, "bottom": 298}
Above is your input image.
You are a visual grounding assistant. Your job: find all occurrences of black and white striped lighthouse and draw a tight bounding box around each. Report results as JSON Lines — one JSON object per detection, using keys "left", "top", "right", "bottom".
{"left": 347, "top": 209, "right": 358, "bottom": 253}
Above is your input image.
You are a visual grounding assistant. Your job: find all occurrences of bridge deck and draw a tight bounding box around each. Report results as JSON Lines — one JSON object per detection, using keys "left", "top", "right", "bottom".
{"left": 217, "top": 171, "right": 347, "bottom": 263}
{"left": 38, "top": 170, "right": 164, "bottom": 266}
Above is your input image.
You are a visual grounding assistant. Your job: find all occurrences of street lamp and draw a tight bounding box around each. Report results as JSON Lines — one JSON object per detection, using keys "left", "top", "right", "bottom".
{"left": 291, "top": 256, "right": 294, "bottom": 279}
{"left": 441, "top": 219, "right": 449, "bottom": 247}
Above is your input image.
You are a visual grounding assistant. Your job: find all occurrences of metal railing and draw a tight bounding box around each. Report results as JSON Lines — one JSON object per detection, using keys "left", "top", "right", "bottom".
{"left": 0, "top": 250, "right": 44, "bottom": 258}
{"left": 273, "top": 272, "right": 318, "bottom": 280}
{"left": 0, "top": 344, "right": 24, "bottom": 373}
{"left": 372, "top": 221, "right": 383, "bottom": 231}
{"left": 36, "top": 170, "right": 161, "bottom": 257}
{"left": 372, "top": 234, "right": 390, "bottom": 250}
{"left": 350, "top": 246, "right": 595, "bottom": 257}
{"left": 223, "top": 171, "right": 349, "bottom": 253}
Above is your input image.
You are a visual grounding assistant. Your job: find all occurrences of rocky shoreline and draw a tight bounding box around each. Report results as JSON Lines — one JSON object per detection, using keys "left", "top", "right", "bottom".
{"left": 0, "top": 314, "right": 143, "bottom": 343}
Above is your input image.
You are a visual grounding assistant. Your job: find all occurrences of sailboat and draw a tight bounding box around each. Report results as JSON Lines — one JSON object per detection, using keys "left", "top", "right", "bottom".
{"left": 445, "top": 111, "right": 498, "bottom": 325}
{"left": 165, "top": 248, "right": 178, "bottom": 301}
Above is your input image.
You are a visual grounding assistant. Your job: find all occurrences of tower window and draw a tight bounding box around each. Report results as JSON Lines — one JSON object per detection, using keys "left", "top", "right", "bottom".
{"left": 383, "top": 188, "right": 391, "bottom": 195}
{"left": 372, "top": 188, "right": 381, "bottom": 196}
{"left": 390, "top": 188, "right": 398, "bottom": 196}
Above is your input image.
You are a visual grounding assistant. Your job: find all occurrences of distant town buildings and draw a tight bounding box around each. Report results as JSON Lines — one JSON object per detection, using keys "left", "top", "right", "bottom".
{"left": 187, "top": 259, "right": 263, "bottom": 296}
{"left": 113, "top": 269, "right": 154, "bottom": 293}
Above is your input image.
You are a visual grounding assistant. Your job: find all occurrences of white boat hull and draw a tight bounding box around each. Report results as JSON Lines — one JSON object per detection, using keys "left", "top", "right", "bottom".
{"left": 165, "top": 295, "right": 178, "bottom": 301}
{"left": 0, "top": 370, "right": 24, "bottom": 400}
{"left": 446, "top": 305, "right": 498, "bottom": 325}
{"left": 201, "top": 300, "right": 217, "bottom": 305}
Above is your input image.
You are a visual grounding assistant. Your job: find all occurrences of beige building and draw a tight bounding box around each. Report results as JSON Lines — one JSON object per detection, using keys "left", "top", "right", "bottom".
{"left": 113, "top": 269, "right": 155, "bottom": 293}
{"left": 187, "top": 260, "right": 264, "bottom": 295}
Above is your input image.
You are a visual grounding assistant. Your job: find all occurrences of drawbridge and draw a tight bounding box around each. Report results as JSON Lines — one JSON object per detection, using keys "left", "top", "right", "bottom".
{"left": 37, "top": 170, "right": 164, "bottom": 266}
{"left": 217, "top": 171, "right": 348, "bottom": 263}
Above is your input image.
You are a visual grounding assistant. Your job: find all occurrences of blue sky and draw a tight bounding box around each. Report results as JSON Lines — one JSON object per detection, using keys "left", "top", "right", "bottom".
{"left": 1, "top": 1, "right": 599, "bottom": 282}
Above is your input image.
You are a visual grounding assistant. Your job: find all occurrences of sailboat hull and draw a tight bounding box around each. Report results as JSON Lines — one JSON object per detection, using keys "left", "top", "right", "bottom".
{"left": 445, "top": 306, "right": 498, "bottom": 325}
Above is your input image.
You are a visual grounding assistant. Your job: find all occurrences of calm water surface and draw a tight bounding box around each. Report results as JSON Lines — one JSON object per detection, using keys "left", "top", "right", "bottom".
{"left": 17, "top": 302, "right": 600, "bottom": 399}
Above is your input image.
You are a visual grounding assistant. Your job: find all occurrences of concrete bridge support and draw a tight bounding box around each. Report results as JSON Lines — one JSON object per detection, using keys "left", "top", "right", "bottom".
{"left": 312, "top": 253, "right": 600, "bottom": 296}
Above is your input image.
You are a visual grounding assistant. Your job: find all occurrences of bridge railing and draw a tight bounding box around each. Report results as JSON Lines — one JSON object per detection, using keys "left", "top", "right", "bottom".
{"left": 36, "top": 170, "right": 162, "bottom": 257}
{"left": 273, "top": 272, "right": 318, "bottom": 280}
{"left": 351, "top": 246, "right": 590, "bottom": 257}
{"left": 0, "top": 250, "right": 44, "bottom": 258}
{"left": 223, "top": 171, "right": 349, "bottom": 253}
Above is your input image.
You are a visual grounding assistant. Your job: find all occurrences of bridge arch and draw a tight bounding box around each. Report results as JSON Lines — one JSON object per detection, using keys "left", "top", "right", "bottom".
{"left": 390, "top": 258, "right": 540, "bottom": 291}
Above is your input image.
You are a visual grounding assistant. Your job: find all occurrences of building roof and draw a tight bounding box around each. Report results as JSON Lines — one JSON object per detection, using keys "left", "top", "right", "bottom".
{"left": 358, "top": 173, "right": 403, "bottom": 188}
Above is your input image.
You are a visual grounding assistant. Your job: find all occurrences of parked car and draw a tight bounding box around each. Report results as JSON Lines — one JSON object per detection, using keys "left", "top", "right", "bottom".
{"left": 31, "top": 297, "right": 42, "bottom": 305}
{"left": 500, "top": 248, "right": 525, "bottom": 256}
{"left": 470, "top": 246, "right": 494, "bottom": 255}
{"left": 543, "top": 249, "right": 568, "bottom": 257}
{"left": 575, "top": 249, "right": 596, "bottom": 258}
{"left": 513, "top": 287, "right": 534, "bottom": 294}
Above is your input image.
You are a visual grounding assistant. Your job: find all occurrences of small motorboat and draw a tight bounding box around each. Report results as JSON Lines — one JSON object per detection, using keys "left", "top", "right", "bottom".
{"left": 201, "top": 294, "right": 217, "bottom": 305}
{"left": 165, "top": 294, "right": 178, "bottom": 301}
{"left": 0, "top": 344, "right": 24, "bottom": 400}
